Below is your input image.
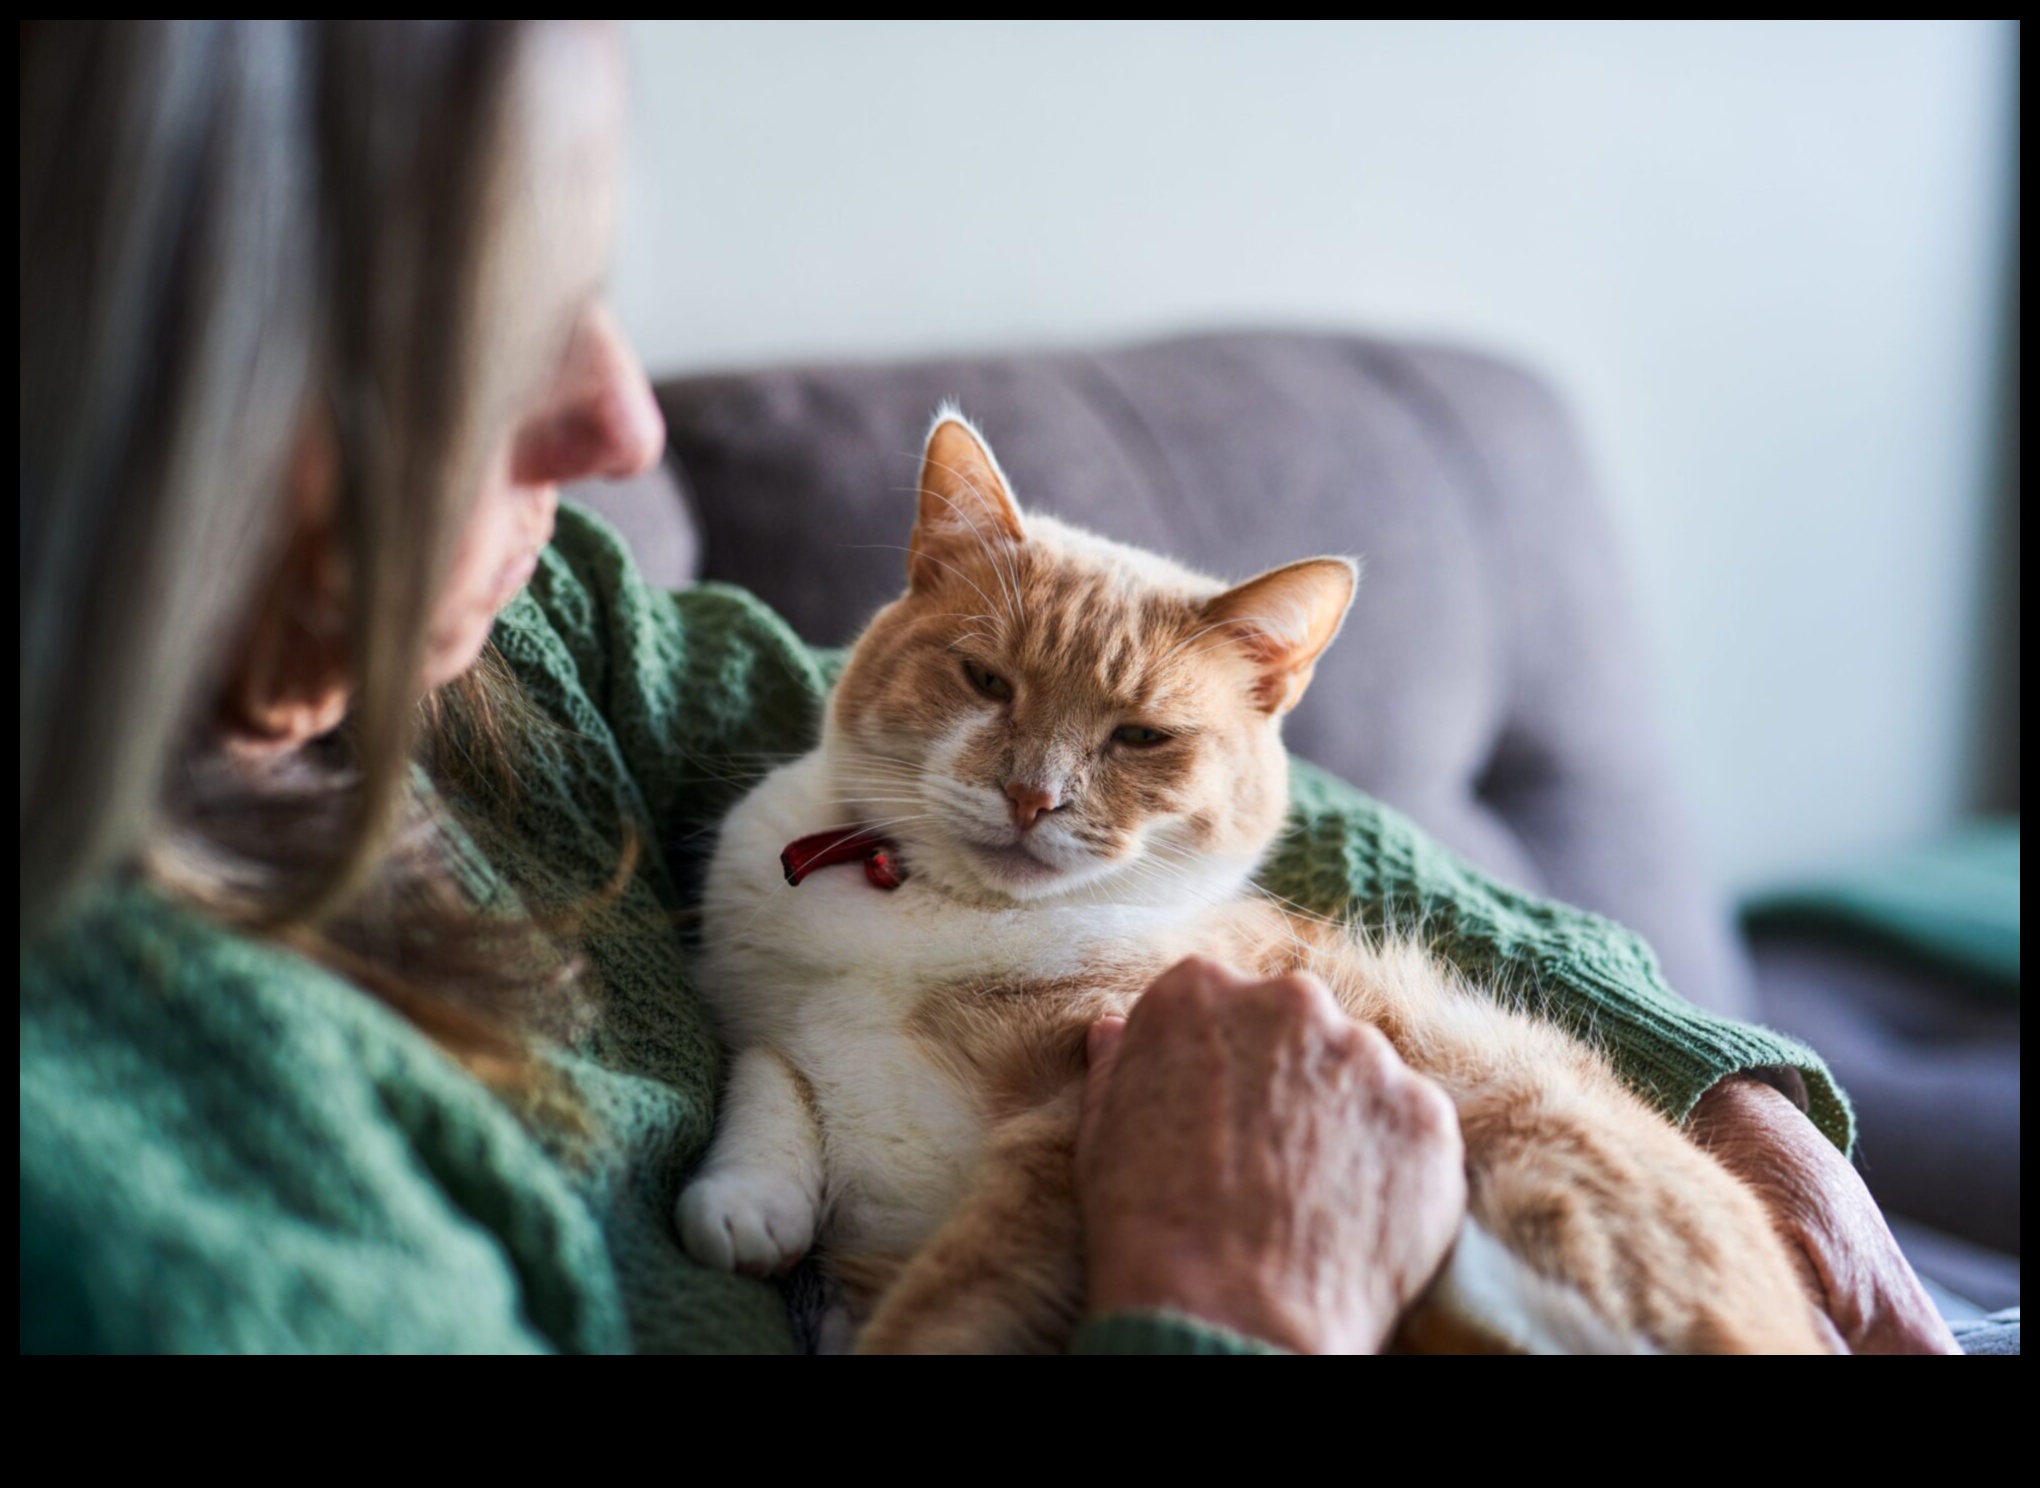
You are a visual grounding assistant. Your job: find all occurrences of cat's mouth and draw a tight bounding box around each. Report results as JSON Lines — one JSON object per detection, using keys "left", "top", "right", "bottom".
{"left": 963, "top": 838, "right": 1066, "bottom": 886}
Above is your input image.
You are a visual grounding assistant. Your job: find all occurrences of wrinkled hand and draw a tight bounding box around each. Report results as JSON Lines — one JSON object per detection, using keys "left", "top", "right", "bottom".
{"left": 1077, "top": 956, "right": 1467, "bottom": 1354}
{"left": 1688, "top": 1077, "right": 1960, "bottom": 1354}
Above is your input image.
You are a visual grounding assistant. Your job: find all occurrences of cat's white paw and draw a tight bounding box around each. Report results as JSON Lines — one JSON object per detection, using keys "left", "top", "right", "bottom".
{"left": 676, "top": 1168, "right": 817, "bottom": 1275}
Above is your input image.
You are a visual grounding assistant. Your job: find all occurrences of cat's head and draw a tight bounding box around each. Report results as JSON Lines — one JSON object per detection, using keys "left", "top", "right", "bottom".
{"left": 828, "top": 410, "right": 1355, "bottom": 908}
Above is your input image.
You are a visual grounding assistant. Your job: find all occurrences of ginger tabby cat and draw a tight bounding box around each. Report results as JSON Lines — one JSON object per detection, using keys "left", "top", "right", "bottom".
{"left": 677, "top": 411, "right": 1829, "bottom": 1354}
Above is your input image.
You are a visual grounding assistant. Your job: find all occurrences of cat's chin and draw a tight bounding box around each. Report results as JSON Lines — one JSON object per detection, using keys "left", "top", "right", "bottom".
{"left": 928, "top": 835, "right": 1257, "bottom": 910}
{"left": 910, "top": 836, "right": 1107, "bottom": 906}
{"left": 964, "top": 840, "right": 1053, "bottom": 876}
{"left": 962, "top": 840, "right": 1085, "bottom": 898}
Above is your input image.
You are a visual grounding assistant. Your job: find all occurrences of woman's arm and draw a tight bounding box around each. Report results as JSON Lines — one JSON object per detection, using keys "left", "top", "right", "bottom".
{"left": 1687, "top": 1077, "right": 1959, "bottom": 1354}
{"left": 20, "top": 886, "right": 626, "bottom": 1355}
{"left": 1269, "top": 759, "right": 1854, "bottom": 1149}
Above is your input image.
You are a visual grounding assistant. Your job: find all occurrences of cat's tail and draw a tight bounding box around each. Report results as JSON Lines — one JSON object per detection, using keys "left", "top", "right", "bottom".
{"left": 1275, "top": 919, "right": 1834, "bottom": 1354}
{"left": 1398, "top": 1218, "right": 1657, "bottom": 1354}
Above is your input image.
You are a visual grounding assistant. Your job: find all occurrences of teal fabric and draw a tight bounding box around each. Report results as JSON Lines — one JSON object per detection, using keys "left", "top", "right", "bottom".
{"left": 1072, "top": 1310, "right": 1287, "bottom": 1355}
{"left": 20, "top": 503, "right": 1849, "bottom": 1353}
{"left": 1745, "top": 820, "right": 2020, "bottom": 1000}
{"left": 20, "top": 882, "right": 629, "bottom": 1354}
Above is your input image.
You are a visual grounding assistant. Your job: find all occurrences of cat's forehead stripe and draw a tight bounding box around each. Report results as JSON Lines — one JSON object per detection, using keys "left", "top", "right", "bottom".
{"left": 1000, "top": 557, "right": 1208, "bottom": 711}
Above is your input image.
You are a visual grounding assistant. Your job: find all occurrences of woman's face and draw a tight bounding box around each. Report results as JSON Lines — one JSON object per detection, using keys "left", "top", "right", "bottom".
{"left": 420, "top": 23, "right": 664, "bottom": 689}
{"left": 232, "top": 24, "right": 664, "bottom": 751}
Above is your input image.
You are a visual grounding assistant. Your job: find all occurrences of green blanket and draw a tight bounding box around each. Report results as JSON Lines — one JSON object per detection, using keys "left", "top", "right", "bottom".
{"left": 1745, "top": 820, "right": 2020, "bottom": 1000}
{"left": 19, "top": 504, "right": 1848, "bottom": 1353}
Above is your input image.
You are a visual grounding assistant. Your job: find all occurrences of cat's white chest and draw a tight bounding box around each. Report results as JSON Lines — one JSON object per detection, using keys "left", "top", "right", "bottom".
{"left": 697, "top": 750, "right": 1184, "bottom": 1254}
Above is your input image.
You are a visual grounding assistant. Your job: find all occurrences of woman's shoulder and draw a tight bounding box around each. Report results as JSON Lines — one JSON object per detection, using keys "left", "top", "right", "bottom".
{"left": 486, "top": 501, "right": 828, "bottom": 843}
{"left": 510, "top": 501, "right": 815, "bottom": 669}
{"left": 20, "top": 884, "right": 622, "bottom": 1353}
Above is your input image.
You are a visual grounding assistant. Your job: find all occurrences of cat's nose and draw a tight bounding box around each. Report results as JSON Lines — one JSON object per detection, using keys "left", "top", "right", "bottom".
{"left": 1004, "top": 781, "right": 1062, "bottom": 831}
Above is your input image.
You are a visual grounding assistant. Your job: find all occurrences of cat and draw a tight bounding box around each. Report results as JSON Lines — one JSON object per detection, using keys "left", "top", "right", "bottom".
{"left": 676, "top": 409, "right": 1829, "bottom": 1354}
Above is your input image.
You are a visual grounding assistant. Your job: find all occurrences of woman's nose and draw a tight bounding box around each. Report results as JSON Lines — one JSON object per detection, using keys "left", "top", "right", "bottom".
{"left": 511, "top": 302, "right": 666, "bottom": 486}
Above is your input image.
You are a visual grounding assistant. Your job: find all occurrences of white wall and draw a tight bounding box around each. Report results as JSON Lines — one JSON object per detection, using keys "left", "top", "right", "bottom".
{"left": 612, "top": 19, "right": 2014, "bottom": 894}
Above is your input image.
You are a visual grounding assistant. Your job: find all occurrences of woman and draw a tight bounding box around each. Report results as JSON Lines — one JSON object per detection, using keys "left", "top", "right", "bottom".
{"left": 20, "top": 20, "right": 1955, "bottom": 1353}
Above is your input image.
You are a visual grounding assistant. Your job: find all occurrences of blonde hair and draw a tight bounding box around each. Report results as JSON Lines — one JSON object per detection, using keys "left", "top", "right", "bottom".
{"left": 22, "top": 21, "right": 582, "bottom": 1085}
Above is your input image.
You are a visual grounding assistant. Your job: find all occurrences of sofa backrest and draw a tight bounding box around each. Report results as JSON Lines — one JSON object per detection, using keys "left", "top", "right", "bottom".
{"left": 632, "top": 330, "right": 1749, "bottom": 1016}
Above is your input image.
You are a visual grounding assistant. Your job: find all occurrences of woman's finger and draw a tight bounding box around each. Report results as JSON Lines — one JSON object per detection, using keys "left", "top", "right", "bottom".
{"left": 1080, "top": 1015, "right": 1129, "bottom": 1153}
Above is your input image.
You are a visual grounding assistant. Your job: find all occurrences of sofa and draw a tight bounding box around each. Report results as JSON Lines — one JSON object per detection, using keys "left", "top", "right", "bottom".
{"left": 570, "top": 329, "right": 2019, "bottom": 1309}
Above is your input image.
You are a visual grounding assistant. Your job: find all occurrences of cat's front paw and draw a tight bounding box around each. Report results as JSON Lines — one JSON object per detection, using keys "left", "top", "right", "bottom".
{"left": 676, "top": 1168, "right": 818, "bottom": 1276}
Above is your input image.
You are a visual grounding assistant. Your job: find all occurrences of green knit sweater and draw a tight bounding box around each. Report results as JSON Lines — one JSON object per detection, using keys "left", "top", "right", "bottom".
{"left": 18, "top": 506, "right": 1847, "bottom": 1354}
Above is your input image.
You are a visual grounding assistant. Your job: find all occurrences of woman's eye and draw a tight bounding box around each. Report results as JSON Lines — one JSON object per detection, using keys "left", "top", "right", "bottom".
{"left": 1112, "top": 725, "right": 1171, "bottom": 748}
{"left": 963, "top": 659, "right": 1013, "bottom": 701}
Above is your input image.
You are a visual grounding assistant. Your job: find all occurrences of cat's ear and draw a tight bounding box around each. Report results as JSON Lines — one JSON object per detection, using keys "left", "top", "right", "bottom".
{"left": 910, "top": 410, "right": 1025, "bottom": 592}
{"left": 1202, "top": 558, "right": 1358, "bottom": 715}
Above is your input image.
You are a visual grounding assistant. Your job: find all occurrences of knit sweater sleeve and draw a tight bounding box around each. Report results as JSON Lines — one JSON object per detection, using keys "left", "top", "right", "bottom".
{"left": 1071, "top": 1311, "right": 1288, "bottom": 1355}
{"left": 1264, "top": 761, "right": 1853, "bottom": 1151}
{"left": 20, "top": 887, "right": 629, "bottom": 1355}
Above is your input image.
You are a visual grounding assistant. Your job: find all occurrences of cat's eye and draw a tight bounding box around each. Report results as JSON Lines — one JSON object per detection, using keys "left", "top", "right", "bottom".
{"left": 963, "top": 659, "right": 1013, "bottom": 701}
{"left": 1112, "top": 725, "right": 1171, "bottom": 748}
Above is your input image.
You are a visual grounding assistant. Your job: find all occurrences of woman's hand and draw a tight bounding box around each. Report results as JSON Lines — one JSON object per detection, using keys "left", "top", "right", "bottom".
{"left": 1077, "top": 956, "right": 1466, "bottom": 1354}
{"left": 1687, "top": 1076, "right": 1960, "bottom": 1354}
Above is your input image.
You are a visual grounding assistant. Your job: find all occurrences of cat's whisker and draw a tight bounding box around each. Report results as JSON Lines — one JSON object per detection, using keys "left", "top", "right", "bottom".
{"left": 1150, "top": 618, "right": 1243, "bottom": 672}
{"left": 830, "top": 760, "right": 939, "bottom": 782}
{"left": 1153, "top": 612, "right": 1295, "bottom": 677}
{"left": 903, "top": 471, "right": 1021, "bottom": 625}
{"left": 852, "top": 534, "right": 1009, "bottom": 626}
{"left": 915, "top": 455, "right": 1028, "bottom": 627}
{"left": 825, "top": 790, "right": 931, "bottom": 807}
{"left": 926, "top": 610, "right": 1005, "bottom": 650}
{"left": 821, "top": 774, "right": 936, "bottom": 797}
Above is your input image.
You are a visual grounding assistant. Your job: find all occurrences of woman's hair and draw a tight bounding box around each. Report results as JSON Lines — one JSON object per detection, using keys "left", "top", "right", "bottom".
{"left": 22, "top": 21, "right": 579, "bottom": 1086}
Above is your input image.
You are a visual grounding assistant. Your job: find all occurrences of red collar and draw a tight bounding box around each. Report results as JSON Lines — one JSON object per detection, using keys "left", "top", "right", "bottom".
{"left": 780, "top": 826, "right": 907, "bottom": 890}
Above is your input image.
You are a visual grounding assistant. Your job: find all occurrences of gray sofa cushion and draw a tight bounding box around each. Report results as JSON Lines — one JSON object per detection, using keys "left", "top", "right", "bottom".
{"left": 653, "top": 331, "right": 1751, "bottom": 1017}
{"left": 1751, "top": 931, "right": 2021, "bottom": 1258}
{"left": 563, "top": 459, "right": 701, "bottom": 593}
